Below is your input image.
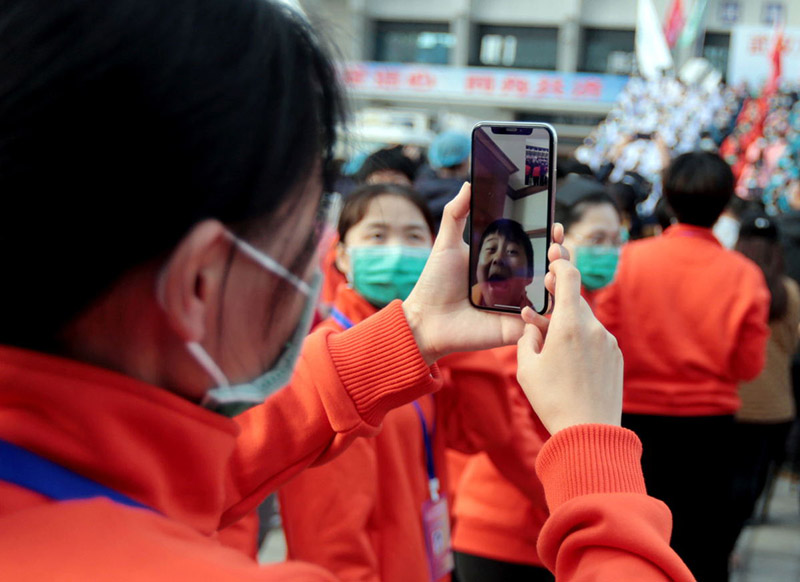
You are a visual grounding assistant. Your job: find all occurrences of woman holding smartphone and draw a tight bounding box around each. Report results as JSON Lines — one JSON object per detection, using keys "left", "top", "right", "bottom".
{"left": 277, "top": 183, "right": 522, "bottom": 582}
{"left": 0, "top": 1, "right": 692, "bottom": 581}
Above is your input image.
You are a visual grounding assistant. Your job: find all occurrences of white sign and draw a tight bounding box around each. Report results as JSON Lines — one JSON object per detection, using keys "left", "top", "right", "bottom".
{"left": 728, "top": 25, "right": 800, "bottom": 88}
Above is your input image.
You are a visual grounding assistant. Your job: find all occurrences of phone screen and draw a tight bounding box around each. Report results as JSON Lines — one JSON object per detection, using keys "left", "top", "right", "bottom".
{"left": 469, "top": 123, "right": 555, "bottom": 314}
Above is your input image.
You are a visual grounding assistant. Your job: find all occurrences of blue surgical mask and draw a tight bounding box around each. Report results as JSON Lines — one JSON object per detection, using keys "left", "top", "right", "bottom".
{"left": 160, "top": 232, "right": 320, "bottom": 417}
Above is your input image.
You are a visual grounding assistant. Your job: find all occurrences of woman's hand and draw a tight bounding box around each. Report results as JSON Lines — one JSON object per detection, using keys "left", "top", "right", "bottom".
{"left": 516, "top": 259, "right": 623, "bottom": 435}
{"left": 403, "top": 182, "right": 560, "bottom": 365}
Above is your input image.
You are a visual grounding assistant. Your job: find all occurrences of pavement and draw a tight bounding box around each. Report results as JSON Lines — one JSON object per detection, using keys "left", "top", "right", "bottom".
{"left": 731, "top": 474, "right": 800, "bottom": 582}
{"left": 260, "top": 476, "right": 800, "bottom": 580}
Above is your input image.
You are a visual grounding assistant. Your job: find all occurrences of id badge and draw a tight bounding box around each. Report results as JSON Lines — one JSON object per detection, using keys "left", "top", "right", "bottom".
{"left": 421, "top": 496, "right": 454, "bottom": 581}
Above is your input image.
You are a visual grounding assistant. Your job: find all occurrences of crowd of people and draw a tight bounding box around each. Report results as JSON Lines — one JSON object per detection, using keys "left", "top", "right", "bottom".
{"left": 1, "top": 2, "right": 799, "bottom": 582}
{"left": 574, "top": 77, "right": 742, "bottom": 189}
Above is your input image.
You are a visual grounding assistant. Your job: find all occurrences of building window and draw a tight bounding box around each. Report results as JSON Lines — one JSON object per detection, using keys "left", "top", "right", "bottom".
{"left": 579, "top": 28, "right": 635, "bottom": 75}
{"left": 703, "top": 32, "right": 731, "bottom": 79}
{"left": 762, "top": 3, "right": 785, "bottom": 26}
{"left": 373, "top": 21, "right": 454, "bottom": 65}
{"left": 470, "top": 25, "right": 558, "bottom": 70}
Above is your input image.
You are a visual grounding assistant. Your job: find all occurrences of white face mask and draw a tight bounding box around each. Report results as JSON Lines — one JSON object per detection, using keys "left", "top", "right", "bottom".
{"left": 159, "top": 232, "right": 321, "bottom": 417}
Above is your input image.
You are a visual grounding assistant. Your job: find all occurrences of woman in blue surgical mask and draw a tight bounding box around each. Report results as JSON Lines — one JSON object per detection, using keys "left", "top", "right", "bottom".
{"left": 556, "top": 177, "right": 623, "bottom": 301}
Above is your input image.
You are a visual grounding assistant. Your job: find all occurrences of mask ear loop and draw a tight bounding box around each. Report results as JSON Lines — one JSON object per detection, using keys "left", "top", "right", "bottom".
{"left": 188, "top": 342, "right": 231, "bottom": 392}
{"left": 225, "top": 232, "right": 311, "bottom": 296}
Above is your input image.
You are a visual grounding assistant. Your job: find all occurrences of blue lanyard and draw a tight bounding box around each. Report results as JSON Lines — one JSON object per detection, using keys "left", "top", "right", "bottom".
{"left": 412, "top": 400, "right": 440, "bottom": 501}
{"left": 330, "top": 307, "right": 355, "bottom": 331}
{"left": 332, "top": 308, "right": 440, "bottom": 500}
{"left": 0, "top": 438, "right": 153, "bottom": 512}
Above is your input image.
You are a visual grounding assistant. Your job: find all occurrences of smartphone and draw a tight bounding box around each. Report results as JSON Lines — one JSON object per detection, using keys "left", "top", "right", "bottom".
{"left": 469, "top": 122, "right": 556, "bottom": 315}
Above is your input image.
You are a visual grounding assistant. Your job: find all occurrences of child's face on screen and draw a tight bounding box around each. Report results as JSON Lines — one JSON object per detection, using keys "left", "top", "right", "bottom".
{"left": 476, "top": 233, "right": 531, "bottom": 308}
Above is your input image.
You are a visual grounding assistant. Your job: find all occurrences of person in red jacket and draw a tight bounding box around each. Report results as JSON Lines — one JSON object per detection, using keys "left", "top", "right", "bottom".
{"left": 593, "top": 152, "right": 771, "bottom": 582}
{"left": 0, "top": 1, "right": 695, "bottom": 580}
{"left": 279, "top": 183, "right": 525, "bottom": 582}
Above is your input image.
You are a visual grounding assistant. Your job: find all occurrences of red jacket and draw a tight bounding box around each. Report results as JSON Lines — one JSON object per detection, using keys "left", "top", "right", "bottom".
{"left": 452, "top": 347, "right": 551, "bottom": 567}
{"left": 278, "top": 286, "right": 516, "bottom": 582}
{"left": 0, "top": 303, "right": 440, "bottom": 581}
{"left": 593, "top": 224, "right": 770, "bottom": 416}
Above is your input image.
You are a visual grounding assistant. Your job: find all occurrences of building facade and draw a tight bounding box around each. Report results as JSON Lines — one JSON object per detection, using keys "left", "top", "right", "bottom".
{"left": 302, "top": 0, "right": 797, "bottom": 146}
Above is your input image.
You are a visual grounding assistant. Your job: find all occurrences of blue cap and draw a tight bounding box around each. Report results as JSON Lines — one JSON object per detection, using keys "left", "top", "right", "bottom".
{"left": 428, "top": 131, "right": 471, "bottom": 170}
{"left": 342, "top": 151, "right": 368, "bottom": 176}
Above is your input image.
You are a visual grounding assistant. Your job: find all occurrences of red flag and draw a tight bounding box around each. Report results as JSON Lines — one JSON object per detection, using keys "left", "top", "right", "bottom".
{"left": 765, "top": 27, "right": 784, "bottom": 95}
{"left": 664, "top": 0, "right": 685, "bottom": 48}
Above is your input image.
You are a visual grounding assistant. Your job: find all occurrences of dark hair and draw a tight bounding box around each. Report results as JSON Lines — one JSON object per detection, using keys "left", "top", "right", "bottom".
{"left": 736, "top": 212, "right": 787, "bottom": 321}
{"left": 654, "top": 197, "right": 676, "bottom": 231}
{"left": 479, "top": 219, "right": 534, "bottom": 277}
{"left": 0, "top": 0, "right": 344, "bottom": 349}
{"left": 356, "top": 146, "right": 417, "bottom": 184}
{"left": 663, "top": 152, "right": 734, "bottom": 227}
{"left": 555, "top": 192, "right": 621, "bottom": 234}
{"left": 556, "top": 157, "right": 595, "bottom": 179}
{"left": 607, "top": 174, "right": 649, "bottom": 239}
{"left": 337, "top": 184, "right": 436, "bottom": 241}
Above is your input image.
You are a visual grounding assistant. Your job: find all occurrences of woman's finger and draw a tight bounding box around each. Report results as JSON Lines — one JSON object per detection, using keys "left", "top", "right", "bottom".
{"left": 521, "top": 305, "right": 550, "bottom": 335}
{"left": 552, "top": 222, "right": 564, "bottom": 245}
{"left": 517, "top": 321, "right": 545, "bottom": 357}
{"left": 547, "top": 243, "right": 570, "bottom": 263}
{"left": 435, "top": 182, "right": 471, "bottom": 249}
{"left": 548, "top": 259, "right": 582, "bottom": 313}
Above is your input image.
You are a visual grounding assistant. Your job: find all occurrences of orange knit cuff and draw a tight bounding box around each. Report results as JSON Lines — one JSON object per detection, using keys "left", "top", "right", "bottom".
{"left": 327, "top": 300, "right": 442, "bottom": 426}
{"left": 535, "top": 424, "right": 647, "bottom": 511}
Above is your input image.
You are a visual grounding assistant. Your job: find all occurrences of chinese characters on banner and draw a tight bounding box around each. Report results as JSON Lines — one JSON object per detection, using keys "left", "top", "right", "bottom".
{"left": 728, "top": 25, "right": 800, "bottom": 88}
{"left": 343, "top": 62, "right": 628, "bottom": 104}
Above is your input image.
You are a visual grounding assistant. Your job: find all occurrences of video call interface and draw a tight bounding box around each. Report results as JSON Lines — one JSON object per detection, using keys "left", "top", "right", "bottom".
{"left": 470, "top": 125, "right": 551, "bottom": 313}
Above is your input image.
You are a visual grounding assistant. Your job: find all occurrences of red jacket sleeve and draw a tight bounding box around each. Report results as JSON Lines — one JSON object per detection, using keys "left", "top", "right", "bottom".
{"left": 730, "top": 271, "right": 771, "bottom": 382}
{"left": 536, "top": 425, "right": 695, "bottom": 582}
{"left": 223, "top": 301, "right": 442, "bottom": 528}
{"left": 279, "top": 438, "right": 380, "bottom": 582}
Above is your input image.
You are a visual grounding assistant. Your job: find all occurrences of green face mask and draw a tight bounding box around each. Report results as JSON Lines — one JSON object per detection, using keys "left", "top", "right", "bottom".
{"left": 575, "top": 246, "right": 619, "bottom": 291}
{"left": 349, "top": 245, "right": 431, "bottom": 307}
